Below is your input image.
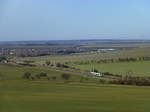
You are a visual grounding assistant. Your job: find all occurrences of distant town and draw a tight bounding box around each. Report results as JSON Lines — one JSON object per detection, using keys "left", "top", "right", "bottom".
{"left": 0, "top": 39, "right": 148, "bottom": 57}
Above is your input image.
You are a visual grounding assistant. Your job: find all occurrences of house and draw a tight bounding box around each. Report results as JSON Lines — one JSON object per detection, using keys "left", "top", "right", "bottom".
{"left": 90, "top": 72, "right": 103, "bottom": 77}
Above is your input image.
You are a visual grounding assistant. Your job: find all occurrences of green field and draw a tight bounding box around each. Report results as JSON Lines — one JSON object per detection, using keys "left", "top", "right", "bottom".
{"left": 16, "top": 47, "right": 150, "bottom": 65}
{"left": 1, "top": 81, "right": 150, "bottom": 112}
{"left": 2, "top": 48, "right": 150, "bottom": 112}
{"left": 0, "top": 63, "right": 150, "bottom": 112}
{"left": 74, "top": 61, "right": 150, "bottom": 76}
{"left": 0, "top": 64, "right": 84, "bottom": 81}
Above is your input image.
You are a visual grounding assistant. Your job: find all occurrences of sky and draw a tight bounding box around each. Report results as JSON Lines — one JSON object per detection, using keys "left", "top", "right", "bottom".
{"left": 0, "top": 0, "right": 150, "bottom": 41}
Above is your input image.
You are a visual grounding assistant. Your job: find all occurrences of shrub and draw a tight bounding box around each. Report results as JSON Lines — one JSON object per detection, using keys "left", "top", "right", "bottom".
{"left": 84, "top": 77, "right": 89, "bottom": 81}
{"left": 80, "top": 77, "right": 84, "bottom": 83}
{"left": 52, "top": 76, "right": 57, "bottom": 80}
{"left": 39, "top": 72, "right": 48, "bottom": 77}
{"left": 98, "top": 79, "right": 106, "bottom": 84}
{"left": 47, "top": 77, "right": 51, "bottom": 80}
{"left": 62, "top": 64, "right": 69, "bottom": 68}
{"left": 45, "top": 61, "right": 51, "bottom": 66}
{"left": 31, "top": 76, "right": 35, "bottom": 80}
{"left": 36, "top": 74, "right": 40, "bottom": 79}
{"left": 93, "top": 69, "right": 99, "bottom": 72}
{"left": 61, "top": 73, "right": 71, "bottom": 80}
{"left": 56, "top": 63, "right": 69, "bottom": 68}
{"left": 111, "top": 76, "right": 150, "bottom": 86}
{"left": 56, "top": 63, "right": 61, "bottom": 67}
{"left": 103, "top": 72, "right": 113, "bottom": 75}
{"left": 22, "top": 72, "right": 31, "bottom": 79}
{"left": 0, "top": 56, "right": 7, "bottom": 62}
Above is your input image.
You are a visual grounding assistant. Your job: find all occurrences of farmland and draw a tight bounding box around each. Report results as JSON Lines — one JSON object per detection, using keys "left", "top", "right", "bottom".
{"left": 74, "top": 61, "right": 150, "bottom": 76}
{"left": 0, "top": 64, "right": 84, "bottom": 82}
{"left": 1, "top": 81, "right": 150, "bottom": 112}
{"left": 0, "top": 60, "right": 150, "bottom": 111}
{"left": 16, "top": 46, "right": 150, "bottom": 77}
{"left": 16, "top": 47, "right": 150, "bottom": 65}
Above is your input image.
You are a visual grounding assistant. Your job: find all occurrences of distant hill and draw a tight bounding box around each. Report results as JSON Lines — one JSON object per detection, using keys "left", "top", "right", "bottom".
{"left": 0, "top": 39, "right": 150, "bottom": 46}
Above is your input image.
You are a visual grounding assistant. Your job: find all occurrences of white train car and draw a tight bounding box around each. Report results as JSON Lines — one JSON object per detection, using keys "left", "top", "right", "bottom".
{"left": 90, "top": 72, "right": 104, "bottom": 77}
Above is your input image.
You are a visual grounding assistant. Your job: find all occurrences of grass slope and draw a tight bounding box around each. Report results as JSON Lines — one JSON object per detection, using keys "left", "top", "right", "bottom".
{"left": 1, "top": 64, "right": 150, "bottom": 112}
{"left": 0, "top": 81, "right": 150, "bottom": 112}
{"left": 0, "top": 64, "right": 82, "bottom": 81}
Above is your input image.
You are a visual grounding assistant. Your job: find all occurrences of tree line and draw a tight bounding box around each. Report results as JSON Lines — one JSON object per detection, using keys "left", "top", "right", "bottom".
{"left": 73, "top": 56, "right": 150, "bottom": 65}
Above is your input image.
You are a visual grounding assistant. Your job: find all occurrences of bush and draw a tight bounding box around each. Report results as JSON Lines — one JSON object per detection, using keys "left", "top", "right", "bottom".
{"left": 0, "top": 56, "right": 7, "bottom": 62}
{"left": 39, "top": 72, "right": 48, "bottom": 77}
{"left": 56, "top": 63, "right": 61, "bottom": 67}
{"left": 111, "top": 76, "right": 150, "bottom": 86}
{"left": 47, "top": 77, "right": 51, "bottom": 80}
{"left": 80, "top": 77, "right": 84, "bottom": 83}
{"left": 61, "top": 73, "right": 71, "bottom": 80}
{"left": 84, "top": 77, "right": 89, "bottom": 81}
{"left": 62, "top": 64, "right": 69, "bottom": 68}
{"left": 36, "top": 74, "right": 40, "bottom": 79}
{"left": 31, "top": 76, "right": 35, "bottom": 80}
{"left": 45, "top": 61, "right": 51, "bottom": 66}
{"left": 56, "top": 63, "right": 69, "bottom": 68}
{"left": 52, "top": 76, "right": 57, "bottom": 80}
{"left": 103, "top": 72, "right": 113, "bottom": 75}
{"left": 98, "top": 79, "right": 106, "bottom": 84}
{"left": 22, "top": 72, "right": 31, "bottom": 79}
{"left": 93, "top": 69, "right": 99, "bottom": 72}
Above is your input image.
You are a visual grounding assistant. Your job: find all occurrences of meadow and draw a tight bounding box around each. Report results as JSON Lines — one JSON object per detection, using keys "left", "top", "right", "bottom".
{"left": 0, "top": 64, "right": 150, "bottom": 112}
{"left": 1, "top": 81, "right": 150, "bottom": 112}
{"left": 0, "top": 64, "right": 83, "bottom": 81}
{"left": 16, "top": 47, "right": 150, "bottom": 77}
{"left": 17, "top": 47, "right": 150, "bottom": 65}
{"left": 74, "top": 61, "right": 150, "bottom": 76}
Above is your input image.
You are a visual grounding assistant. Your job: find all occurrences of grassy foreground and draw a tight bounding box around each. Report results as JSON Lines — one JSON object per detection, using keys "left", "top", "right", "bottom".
{"left": 0, "top": 64, "right": 150, "bottom": 112}
{"left": 0, "top": 81, "right": 150, "bottom": 112}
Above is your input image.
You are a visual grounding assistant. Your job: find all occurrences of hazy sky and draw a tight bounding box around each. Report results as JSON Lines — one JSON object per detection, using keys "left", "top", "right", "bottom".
{"left": 0, "top": 0, "right": 150, "bottom": 41}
